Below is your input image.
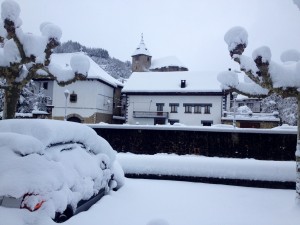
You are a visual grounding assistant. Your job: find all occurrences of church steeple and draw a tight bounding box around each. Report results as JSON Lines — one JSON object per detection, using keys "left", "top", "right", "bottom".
{"left": 131, "top": 34, "right": 152, "bottom": 72}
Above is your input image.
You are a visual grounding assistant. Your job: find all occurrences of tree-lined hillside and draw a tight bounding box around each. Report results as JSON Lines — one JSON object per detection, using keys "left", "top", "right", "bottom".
{"left": 55, "top": 41, "right": 132, "bottom": 80}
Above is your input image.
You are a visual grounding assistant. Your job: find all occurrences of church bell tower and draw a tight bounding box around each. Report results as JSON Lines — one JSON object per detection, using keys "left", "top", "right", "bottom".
{"left": 131, "top": 34, "right": 152, "bottom": 72}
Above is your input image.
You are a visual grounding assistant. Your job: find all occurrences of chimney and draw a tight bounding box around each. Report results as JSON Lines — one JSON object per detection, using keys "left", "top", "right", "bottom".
{"left": 181, "top": 80, "right": 186, "bottom": 88}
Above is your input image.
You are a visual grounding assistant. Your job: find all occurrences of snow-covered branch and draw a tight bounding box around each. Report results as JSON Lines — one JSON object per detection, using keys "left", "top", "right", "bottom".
{"left": 0, "top": 0, "right": 90, "bottom": 119}
{"left": 219, "top": 26, "right": 300, "bottom": 98}
{"left": 217, "top": 70, "right": 268, "bottom": 97}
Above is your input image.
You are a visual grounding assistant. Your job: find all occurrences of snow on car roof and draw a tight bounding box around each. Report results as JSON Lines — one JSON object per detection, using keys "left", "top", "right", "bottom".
{"left": 0, "top": 119, "right": 116, "bottom": 161}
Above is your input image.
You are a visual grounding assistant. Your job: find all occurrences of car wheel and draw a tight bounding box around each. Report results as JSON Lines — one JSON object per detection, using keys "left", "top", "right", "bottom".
{"left": 54, "top": 206, "right": 73, "bottom": 223}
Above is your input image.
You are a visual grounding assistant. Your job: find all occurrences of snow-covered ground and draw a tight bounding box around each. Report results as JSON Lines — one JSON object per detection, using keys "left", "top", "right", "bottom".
{"left": 50, "top": 178, "right": 300, "bottom": 225}
{"left": 1, "top": 178, "right": 299, "bottom": 225}
{"left": 1, "top": 151, "right": 299, "bottom": 225}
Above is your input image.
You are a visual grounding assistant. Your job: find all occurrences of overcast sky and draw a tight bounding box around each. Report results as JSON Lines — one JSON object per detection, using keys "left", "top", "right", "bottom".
{"left": 7, "top": 0, "right": 300, "bottom": 72}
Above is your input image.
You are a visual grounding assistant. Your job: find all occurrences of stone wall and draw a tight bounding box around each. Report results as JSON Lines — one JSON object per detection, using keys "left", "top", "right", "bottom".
{"left": 53, "top": 112, "right": 113, "bottom": 124}
{"left": 91, "top": 126, "right": 297, "bottom": 161}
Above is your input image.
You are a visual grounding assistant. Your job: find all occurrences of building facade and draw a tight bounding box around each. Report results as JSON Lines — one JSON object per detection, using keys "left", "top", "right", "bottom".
{"left": 122, "top": 72, "right": 226, "bottom": 126}
{"left": 34, "top": 53, "right": 124, "bottom": 124}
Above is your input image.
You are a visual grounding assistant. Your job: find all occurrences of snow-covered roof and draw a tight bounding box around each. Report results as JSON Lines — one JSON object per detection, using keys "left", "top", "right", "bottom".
{"left": 222, "top": 112, "right": 280, "bottom": 122}
{"left": 122, "top": 71, "right": 223, "bottom": 93}
{"left": 150, "top": 56, "right": 187, "bottom": 70}
{"left": 50, "top": 52, "right": 123, "bottom": 87}
{"left": 131, "top": 36, "right": 151, "bottom": 57}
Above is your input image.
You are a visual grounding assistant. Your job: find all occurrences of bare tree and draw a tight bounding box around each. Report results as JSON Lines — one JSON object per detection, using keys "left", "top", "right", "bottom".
{"left": 218, "top": 22, "right": 300, "bottom": 197}
{"left": 0, "top": 0, "right": 90, "bottom": 119}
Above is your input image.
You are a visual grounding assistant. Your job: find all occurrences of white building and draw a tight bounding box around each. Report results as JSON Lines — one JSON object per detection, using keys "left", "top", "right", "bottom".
{"left": 34, "top": 52, "right": 124, "bottom": 124}
{"left": 122, "top": 71, "right": 227, "bottom": 126}
{"left": 234, "top": 95, "right": 261, "bottom": 113}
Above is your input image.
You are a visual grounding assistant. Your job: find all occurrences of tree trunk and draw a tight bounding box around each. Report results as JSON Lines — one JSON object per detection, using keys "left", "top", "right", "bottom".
{"left": 2, "top": 85, "right": 21, "bottom": 119}
{"left": 296, "top": 94, "right": 300, "bottom": 197}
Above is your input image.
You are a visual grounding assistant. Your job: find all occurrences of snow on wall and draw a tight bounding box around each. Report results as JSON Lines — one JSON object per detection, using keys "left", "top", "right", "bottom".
{"left": 118, "top": 153, "right": 295, "bottom": 182}
{"left": 89, "top": 123, "right": 297, "bottom": 135}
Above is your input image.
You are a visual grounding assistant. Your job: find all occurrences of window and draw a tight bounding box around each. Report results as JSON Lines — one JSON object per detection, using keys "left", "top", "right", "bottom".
{"left": 204, "top": 105, "right": 211, "bottom": 114}
{"left": 238, "top": 103, "right": 244, "bottom": 107}
{"left": 184, "top": 104, "right": 194, "bottom": 113}
{"left": 169, "top": 103, "right": 179, "bottom": 113}
{"left": 70, "top": 93, "right": 77, "bottom": 103}
{"left": 43, "top": 82, "right": 48, "bottom": 90}
{"left": 185, "top": 105, "right": 193, "bottom": 113}
{"left": 194, "top": 105, "right": 201, "bottom": 114}
{"left": 156, "top": 103, "right": 164, "bottom": 112}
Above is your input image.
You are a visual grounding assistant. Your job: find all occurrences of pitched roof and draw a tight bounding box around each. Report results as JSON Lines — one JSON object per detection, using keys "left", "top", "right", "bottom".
{"left": 50, "top": 52, "right": 123, "bottom": 87}
{"left": 122, "top": 71, "right": 222, "bottom": 93}
{"left": 131, "top": 35, "right": 151, "bottom": 57}
{"left": 150, "top": 56, "right": 187, "bottom": 70}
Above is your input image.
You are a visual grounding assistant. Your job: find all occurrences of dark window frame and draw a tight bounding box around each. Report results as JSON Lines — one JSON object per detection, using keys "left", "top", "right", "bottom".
{"left": 204, "top": 105, "right": 211, "bottom": 114}
{"left": 43, "top": 82, "right": 48, "bottom": 90}
{"left": 185, "top": 105, "right": 193, "bottom": 113}
{"left": 156, "top": 103, "right": 164, "bottom": 112}
{"left": 194, "top": 105, "right": 201, "bottom": 114}
{"left": 70, "top": 93, "right": 78, "bottom": 103}
{"left": 169, "top": 103, "right": 179, "bottom": 113}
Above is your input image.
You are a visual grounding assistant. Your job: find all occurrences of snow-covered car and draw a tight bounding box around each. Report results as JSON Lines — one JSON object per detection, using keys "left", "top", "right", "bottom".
{"left": 0, "top": 119, "right": 124, "bottom": 222}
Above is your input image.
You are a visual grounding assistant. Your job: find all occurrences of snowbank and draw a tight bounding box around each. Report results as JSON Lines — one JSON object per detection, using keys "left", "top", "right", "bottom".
{"left": 117, "top": 153, "right": 295, "bottom": 182}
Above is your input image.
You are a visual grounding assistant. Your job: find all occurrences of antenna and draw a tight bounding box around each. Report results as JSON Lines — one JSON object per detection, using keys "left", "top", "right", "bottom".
{"left": 141, "top": 33, "right": 144, "bottom": 44}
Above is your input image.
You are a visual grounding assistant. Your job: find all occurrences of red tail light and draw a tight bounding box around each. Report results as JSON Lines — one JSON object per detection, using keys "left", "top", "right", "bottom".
{"left": 21, "top": 193, "right": 45, "bottom": 212}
